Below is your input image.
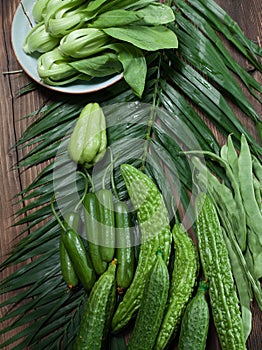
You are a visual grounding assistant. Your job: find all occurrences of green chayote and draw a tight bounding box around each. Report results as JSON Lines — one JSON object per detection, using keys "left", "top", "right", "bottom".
{"left": 68, "top": 103, "right": 107, "bottom": 168}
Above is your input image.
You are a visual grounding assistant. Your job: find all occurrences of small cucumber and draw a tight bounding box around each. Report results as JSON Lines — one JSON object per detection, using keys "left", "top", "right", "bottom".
{"left": 178, "top": 280, "right": 210, "bottom": 350}
{"left": 97, "top": 189, "right": 116, "bottom": 262}
{"left": 83, "top": 192, "right": 107, "bottom": 275}
{"left": 73, "top": 260, "right": 117, "bottom": 350}
{"left": 64, "top": 211, "right": 80, "bottom": 231}
{"left": 59, "top": 211, "right": 80, "bottom": 289}
{"left": 59, "top": 238, "right": 79, "bottom": 289}
{"left": 115, "top": 201, "right": 135, "bottom": 291}
{"left": 61, "top": 227, "right": 96, "bottom": 291}
{"left": 127, "top": 252, "right": 169, "bottom": 350}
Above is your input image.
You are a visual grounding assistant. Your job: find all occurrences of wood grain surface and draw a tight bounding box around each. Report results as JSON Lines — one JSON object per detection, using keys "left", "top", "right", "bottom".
{"left": 1, "top": 1, "right": 261, "bottom": 349}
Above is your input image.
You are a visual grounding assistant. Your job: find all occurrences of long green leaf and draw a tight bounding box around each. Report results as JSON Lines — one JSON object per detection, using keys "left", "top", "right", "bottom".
{"left": 163, "top": 53, "right": 262, "bottom": 155}
{"left": 188, "top": 0, "right": 262, "bottom": 66}
{"left": 103, "top": 25, "right": 178, "bottom": 51}
{"left": 172, "top": 14, "right": 261, "bottom": 121}
{"left": 158, "top": 83, "right": 220, "bottom": 154}
{"left": 174, "top": 0, "right": 262, "bottom": 100}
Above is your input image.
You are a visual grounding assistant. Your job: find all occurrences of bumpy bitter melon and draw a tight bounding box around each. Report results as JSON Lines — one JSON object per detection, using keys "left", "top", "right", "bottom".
{"left": 127, "top": 251, "right": 170, "bottom": 350}
{"left": 154, "top": 223, "right": 199, "bottom": 349}
{"left": 112, "top": 164, "right": 172, "bottom": 332}
{"left": 178, "top": 280, "right": 210, "bottom": 350}
{"left": 73, "top": 260, "right": 117, "bottom": 350}
{"left": 195, "top": 192, "right": 246, "bottom": 350}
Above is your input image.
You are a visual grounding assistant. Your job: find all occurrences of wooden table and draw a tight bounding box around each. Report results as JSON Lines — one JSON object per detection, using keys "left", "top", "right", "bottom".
{"left": 1, "top": 1, "right": 261, "bottom": 349}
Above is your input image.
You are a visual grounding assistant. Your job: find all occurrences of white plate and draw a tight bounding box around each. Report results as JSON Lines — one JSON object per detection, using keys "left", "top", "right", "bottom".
{"left": 11, "top": 0, "right": 123, "bottom": 94}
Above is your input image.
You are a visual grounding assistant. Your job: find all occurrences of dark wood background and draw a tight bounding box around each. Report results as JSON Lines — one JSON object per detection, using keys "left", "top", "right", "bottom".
{"left": 1, "top": 0, "right": 261, "bottom": 349}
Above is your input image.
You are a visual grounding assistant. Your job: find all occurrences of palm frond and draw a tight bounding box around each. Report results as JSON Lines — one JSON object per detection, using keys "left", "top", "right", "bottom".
{"left": 189, "top": 0, "right": 262, "bottom": 64}
{"left": 174, "top": 0, "right": 262, "bottom": 100}
{"left": 162, "top": 53, "right": 261, "bottom": 153}
{"left": 173, "top": 11, "right": 262, "bottom": 114}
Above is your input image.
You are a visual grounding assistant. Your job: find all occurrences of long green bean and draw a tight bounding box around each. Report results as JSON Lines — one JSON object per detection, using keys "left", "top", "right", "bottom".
{"left": 221, "top": 227, "right": 252, "bottom": 342}
{"left": 211, "top": 189, "right": 262, "bottom": 311}
{"left": 253, "top": 176, "right": 262, "bottom": 212}
{"left": 191, "top": 154, "right": 262, "bottom": 312}
{"left": 238, "top": 135, "right": 262, "bottom": 246}
{"left": 226, "top": 134, "right": 239, "bottom": 179}
{"left": 252, "top": 155, "right": 262, "bottom": 183}
{"left": 189, "top": 152, "right": 247, "bottom": 251}
{"left": 192, "top": 156, "right": 242, "bottom": 242}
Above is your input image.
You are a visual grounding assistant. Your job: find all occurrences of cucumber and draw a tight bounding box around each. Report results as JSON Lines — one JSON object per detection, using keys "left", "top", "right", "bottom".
{"left": 59, "top": 238, "right": 79, "bottom": 289}
{"left": 64, "top": 211, "right": 80, "bottom": 231}
{"left": 83, "top": 192, "right": 107, "bottom": 275}
{"left": 59, "top": 211, "right": 80, "bottom": 289}
{"left": 97, "top": 189, "right": 116, "bottom": 262}
{"left": 73, "top": 260, "right": 117, "bottom": 350}
{"left": 61, "top": 227, "right": 96, "bottom": 291}
{"left": 178, "top": 280, "right": 210, "bottom": 350}
{"left": 127, "top": 251, "right": 169, "bottom": 350}
{"left": 115, "top": 201, "right": 135, "bottom": 291}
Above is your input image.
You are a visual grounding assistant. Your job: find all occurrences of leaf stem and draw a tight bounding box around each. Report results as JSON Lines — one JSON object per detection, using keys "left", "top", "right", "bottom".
{"left": 141, "top": 53, "right": 162, "bottom": 169}
{"left": 84, "top": 169, "right": 95, "bottom": 193}
{"left": 74, "top": 171, "right": 88, "bottom": 211}
{"left": 50, "top": 196, "right": 66, "bottom": 232}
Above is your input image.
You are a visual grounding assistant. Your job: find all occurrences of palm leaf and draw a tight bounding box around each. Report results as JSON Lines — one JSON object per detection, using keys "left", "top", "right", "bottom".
{"left": 174, "top": 0, "right": 262, "bottom": 100}
{"left": 172, "top": 12, "right": 262, "bottom": 114}
{"left": 161, "top": 53, "right": 261, "bottom": 154}
{"left": 190, "top": 0, "right": 262, "bottom": 64}
{"left": 1, "top": 1, "right": 261, "bottom": 349}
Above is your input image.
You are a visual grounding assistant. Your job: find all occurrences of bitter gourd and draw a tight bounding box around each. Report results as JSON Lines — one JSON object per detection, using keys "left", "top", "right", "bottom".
{"left": 154, "top": 223, "right": 199, "bottom": 350}
{"left": 127, "top": 251, "right": 169, "bottom": 350}
{"left": 178, "top": 280, "right": 210, "bottom": 350}
{"left": 111, "top": 164, "right": 172, "bottom": 332}
{"left": 195, "top": 192, "right": 246, "bottom": 350}
{"left": 73, "top": 260, "right": 117, "bottom": 350}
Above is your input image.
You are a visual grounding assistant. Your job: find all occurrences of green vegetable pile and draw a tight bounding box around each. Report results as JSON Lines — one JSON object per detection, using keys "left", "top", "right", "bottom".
{"left": 45, "top": 103, "right": 262, "bottom": 349}
{"left": 23, "top": 0, "right": 178, "bottom": 96}
{"left": 189, "top": 134, "right": 262, "bottom": 342}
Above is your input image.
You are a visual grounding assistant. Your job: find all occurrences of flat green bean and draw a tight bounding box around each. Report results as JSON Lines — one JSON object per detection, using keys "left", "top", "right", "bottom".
{"left": 253, "top": 175, "right": 262, "bottom": 212}
{"left": 220, "top": 143, "right": 228, "bottom": 161}
{"left": 244, "top": 247, "right": 255, "bottom": 278}
{"left": 247, "top": 227, "right": 262, "bottom": 280}
{"left": 229, "top": 232, "right": 262, "bottom": 311}
{"left": 238, "top": 134, "right": 262, "bottom": 246}
{"left": 191, "top": 156, "right": 245, "bottom": 250}
{"left": 222, "top": 227, "right": 252, "bottom": 342}
{"left": 212, "top": 183, "right": 243, "bottom": 245}
{"left": 226, "top": 134, "right": 239, "bottom": 179}
{"left": 186, "top": 149, "right": 247, "bottom": 250}
{"left": 213, "top": 193, "right": 262, "bottom": 311}
{"left": 252, "top": 155, "right": 262, "bottom": 183}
